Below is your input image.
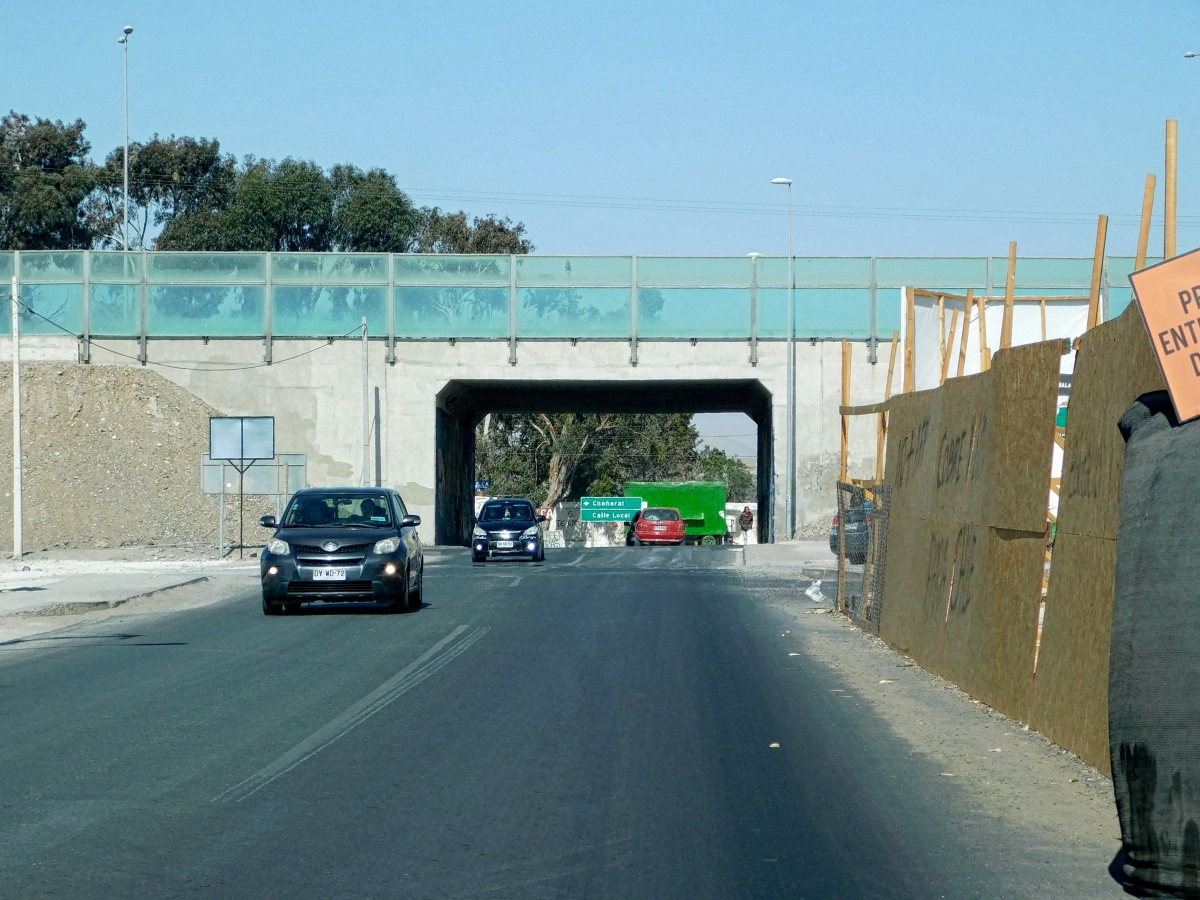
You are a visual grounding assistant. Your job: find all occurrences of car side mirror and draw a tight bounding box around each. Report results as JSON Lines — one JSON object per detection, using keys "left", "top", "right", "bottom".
{"left": 537, "top": 514, "right": 547, "bottom": 523}
{"left": 401, "top": 514, "right": 421, "bottom": 528}
{"left": 259, "top": 515, "right": 277, "bottom": 528}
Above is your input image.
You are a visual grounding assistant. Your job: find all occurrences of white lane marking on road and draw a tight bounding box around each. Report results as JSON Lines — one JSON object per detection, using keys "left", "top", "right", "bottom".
{"left": 212, "top": 624, "right": 488, "bottom": 803}
{"left": 567, "top": 553, "right": 586, "bottom": 566}
{"left": 509, "top": 576, "right": 522, "bottom": 587}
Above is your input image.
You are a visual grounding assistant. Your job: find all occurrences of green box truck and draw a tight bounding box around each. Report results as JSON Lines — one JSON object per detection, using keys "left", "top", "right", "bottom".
{"left": 624, "top": 481, "right": 729, "bottom": 545}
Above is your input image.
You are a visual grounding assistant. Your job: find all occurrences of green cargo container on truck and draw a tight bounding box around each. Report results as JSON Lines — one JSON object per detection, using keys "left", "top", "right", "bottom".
{"left": 624, "top": 482, "right": 728, "bottom": 545}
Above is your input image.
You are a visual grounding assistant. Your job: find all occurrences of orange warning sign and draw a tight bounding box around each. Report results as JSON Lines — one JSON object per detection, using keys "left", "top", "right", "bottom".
{"left": 1130, "top": 247, "right": 1200, "bottom": 422}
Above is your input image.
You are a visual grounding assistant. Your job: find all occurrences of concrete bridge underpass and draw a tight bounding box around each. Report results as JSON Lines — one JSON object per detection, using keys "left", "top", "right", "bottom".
{"left": 0, "top": 249, "right": 1120, "bottom": 544}
{"left": 435, "top": 379, "right": 774, "bottom": 545}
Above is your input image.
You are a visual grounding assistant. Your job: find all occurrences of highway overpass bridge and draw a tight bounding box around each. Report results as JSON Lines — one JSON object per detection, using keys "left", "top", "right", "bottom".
{"left": 0, "top": 250, "right": 1135, "bottom": 543}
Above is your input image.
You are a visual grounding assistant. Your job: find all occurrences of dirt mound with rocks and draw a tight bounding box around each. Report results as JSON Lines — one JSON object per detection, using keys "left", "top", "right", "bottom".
{"left": 0, "top": 364, "right": 274, "bottom": 553}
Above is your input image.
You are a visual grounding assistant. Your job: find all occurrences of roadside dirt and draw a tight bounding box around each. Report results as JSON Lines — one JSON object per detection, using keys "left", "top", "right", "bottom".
{"left": 0, "top": 363, "right": 274, "bottom": 552}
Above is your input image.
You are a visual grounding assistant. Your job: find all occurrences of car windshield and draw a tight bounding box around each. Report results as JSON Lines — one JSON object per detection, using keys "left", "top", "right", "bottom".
{"left": 283, "top": 494, "right": 393, "bottom": 527}
{"left": 642, "top": 508, "right": 681, "bottom": 522}
{"left": 479, "top": 501, "right": 536, "bottom": 523}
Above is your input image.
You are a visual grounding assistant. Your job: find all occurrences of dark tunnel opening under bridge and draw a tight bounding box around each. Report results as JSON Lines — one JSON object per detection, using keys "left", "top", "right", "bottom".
{"left": 434, "top": 379, "right": 773, "bottom": 546}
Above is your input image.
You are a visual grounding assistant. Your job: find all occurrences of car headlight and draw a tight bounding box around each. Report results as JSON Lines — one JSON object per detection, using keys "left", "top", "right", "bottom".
{"left": 472, "top": 526, "right": 486, "bottom": 538}
{"left": 521, "top": 525, "right": 539, "bottom": 538}
{"left": 266, "top": 538, "right": 289, "bottom": 556}
{"left": 374, "top": 536, "right": 400, "bottom": 554}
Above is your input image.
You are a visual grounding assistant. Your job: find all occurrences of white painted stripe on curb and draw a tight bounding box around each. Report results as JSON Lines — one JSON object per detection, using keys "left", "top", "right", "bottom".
{"left": 213, "top": 624, "right": 488, "bottom": 803}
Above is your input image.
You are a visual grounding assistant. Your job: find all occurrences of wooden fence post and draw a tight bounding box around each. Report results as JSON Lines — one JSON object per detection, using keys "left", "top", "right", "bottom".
{"left": 1136, "top": 173, "right": 1156, "bottom": 271}
{"left": 1087, "top": 214, "right": 1109, "bottom": 331}
{"left": 1000, "top": 242, "right": 1017, "bottom": 350}
{"left": 1166, "top": 119, "right": 1178, "bottom": 260}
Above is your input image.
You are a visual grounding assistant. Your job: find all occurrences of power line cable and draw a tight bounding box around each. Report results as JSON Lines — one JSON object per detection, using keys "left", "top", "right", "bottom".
{"left": 91, "top": 170, "right": 1200, "bottom": 228}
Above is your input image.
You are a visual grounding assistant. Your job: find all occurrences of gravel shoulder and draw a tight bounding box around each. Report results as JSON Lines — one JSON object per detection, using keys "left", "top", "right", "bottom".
{"left": 743, "top": 574, "right": 1122, "bottom": 897}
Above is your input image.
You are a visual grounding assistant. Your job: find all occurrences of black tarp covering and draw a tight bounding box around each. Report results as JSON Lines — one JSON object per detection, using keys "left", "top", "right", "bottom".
{"left": 1112, "top": 391, "right": 1200, "bottom": 897}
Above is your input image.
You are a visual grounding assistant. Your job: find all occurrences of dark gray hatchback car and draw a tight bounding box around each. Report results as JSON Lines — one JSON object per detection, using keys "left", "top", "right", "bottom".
{"left": 471, "top": 498, "right": 546, "bottom": 562}
{"left": 259, "top": 488, "right": 423, "bottom": 615}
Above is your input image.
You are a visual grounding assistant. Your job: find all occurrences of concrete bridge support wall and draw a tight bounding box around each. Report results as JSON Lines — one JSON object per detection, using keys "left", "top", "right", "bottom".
{"left": 56, "top": 335, "right": 894, "bottom": 545}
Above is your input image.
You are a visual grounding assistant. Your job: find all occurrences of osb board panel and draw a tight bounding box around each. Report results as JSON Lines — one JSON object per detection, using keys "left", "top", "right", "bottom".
{"left": 884, "top": 341, "right": 1058, "bottom": 533}
{"left": 878, "top": 517, "right": 960, "bottom": 668}
{"left": 1027, "top": 532, "right": 1116, "bottom": 775}
{"left": 940, "top": 526, "right": 1044, "bottom": 723}
{"left": 878, "top": 515, "right": 926, "bottom": 651}
{"left": 965, "top": 341, "right": 1061, "bottom": 533}
{"left": 883, "top": 390, "right": 941, "bottom": 523}
{"left": 882, "top": 375, "right": 986, "bottom": 526}
{"left": 928, "top": 376, "right": 984, "bottom": 526}
{"left": 1057, "top": 304, "right": 1165, "bottom": 541}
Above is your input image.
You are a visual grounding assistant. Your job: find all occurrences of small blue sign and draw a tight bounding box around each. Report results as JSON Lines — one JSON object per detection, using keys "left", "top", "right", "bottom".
{"left": 475, "top": 480, "right": 491, "bottom": 491}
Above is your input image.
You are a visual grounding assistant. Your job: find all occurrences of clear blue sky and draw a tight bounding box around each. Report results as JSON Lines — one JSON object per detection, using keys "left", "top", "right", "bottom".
{"left": 6, "top": 0, "right": 1200, "bottom": 259}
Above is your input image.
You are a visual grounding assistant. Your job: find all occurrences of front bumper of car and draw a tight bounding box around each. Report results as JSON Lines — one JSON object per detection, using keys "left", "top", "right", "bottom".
{"left": 260, "top": 551, "right": 408, "bottom": 602}
{"left": 474, "top": 531, "right": 540, "bottom": 559}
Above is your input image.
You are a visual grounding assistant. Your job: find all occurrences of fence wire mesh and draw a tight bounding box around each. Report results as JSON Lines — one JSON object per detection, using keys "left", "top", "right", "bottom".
{"left": 834, "top": 481, "right": 891, "bottom": 628}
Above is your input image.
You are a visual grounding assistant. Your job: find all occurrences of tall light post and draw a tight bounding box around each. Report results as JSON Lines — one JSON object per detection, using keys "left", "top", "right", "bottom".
{"left": 118, "top": 25, "right": 133, "bottom": 250}
{"left": 771, "top": 177, "right": 794, "bottom": 541}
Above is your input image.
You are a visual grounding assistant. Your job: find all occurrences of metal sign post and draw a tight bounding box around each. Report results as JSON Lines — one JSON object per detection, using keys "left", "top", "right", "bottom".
{"left": 209, "top": 417, "right": 275, "bottom": 559}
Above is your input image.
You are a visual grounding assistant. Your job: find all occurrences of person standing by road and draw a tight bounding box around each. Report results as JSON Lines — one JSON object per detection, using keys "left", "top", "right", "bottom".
{"left": 738, "top": 506, "right": 754, "bottom": 544}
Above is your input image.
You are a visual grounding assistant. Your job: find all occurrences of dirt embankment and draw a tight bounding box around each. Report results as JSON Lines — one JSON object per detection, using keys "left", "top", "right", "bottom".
{"left": 0, "top": 364, "right": 274, "bottom": 552}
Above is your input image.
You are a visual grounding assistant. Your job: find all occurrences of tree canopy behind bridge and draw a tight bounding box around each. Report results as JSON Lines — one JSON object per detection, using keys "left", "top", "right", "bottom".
{"left": 0, "top": 111, "right": 531, "bottom": 254}
{"left": 476, "top": 413, "right": 756, "bottom": 509}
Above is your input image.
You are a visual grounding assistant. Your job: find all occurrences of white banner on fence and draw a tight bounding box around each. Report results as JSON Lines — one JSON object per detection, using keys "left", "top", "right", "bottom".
{"left": 898, "top": 288, "right": 1087, "bottom": 393}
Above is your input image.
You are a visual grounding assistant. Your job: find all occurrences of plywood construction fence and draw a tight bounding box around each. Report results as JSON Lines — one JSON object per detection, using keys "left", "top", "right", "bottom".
{"left": 1026, "top": 304, "right": 1166, "bottom": 775}
{"left": 878, "top": 340, "right": 1062, "bottom": 724}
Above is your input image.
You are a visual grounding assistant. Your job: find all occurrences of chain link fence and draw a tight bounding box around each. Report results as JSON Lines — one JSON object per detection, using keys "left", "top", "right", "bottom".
{"left": 834, "top": 481, "right": 891, "bottom": 630}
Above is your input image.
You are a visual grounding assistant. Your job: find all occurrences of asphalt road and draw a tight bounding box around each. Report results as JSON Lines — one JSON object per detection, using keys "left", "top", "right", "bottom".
{"left": 0, "top": 547, "right": 1112, "bottom": 899}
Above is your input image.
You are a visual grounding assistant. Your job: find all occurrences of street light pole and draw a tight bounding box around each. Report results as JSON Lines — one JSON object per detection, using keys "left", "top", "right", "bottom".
{"left": 11, "top": 275, "right": 21, "bottom": 561}
{"left": 772, "top": 177, "right": 795, "bottom": 541}
{"left": 119, "top": 26, "right": 133, "bottom": 250}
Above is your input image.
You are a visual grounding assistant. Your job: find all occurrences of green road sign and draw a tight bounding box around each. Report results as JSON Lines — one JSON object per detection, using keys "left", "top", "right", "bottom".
{"left": 580, "top": 496, "right": 643, "bottom": 522}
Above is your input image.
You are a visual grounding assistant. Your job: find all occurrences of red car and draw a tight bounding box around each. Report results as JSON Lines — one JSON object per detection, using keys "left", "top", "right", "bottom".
{"left": 626, "top": 507, "right": 687, "bottom": 545}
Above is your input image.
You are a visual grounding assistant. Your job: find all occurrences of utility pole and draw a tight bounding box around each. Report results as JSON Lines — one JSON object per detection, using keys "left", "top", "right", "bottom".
{"left": 374, "top": 386, "right": 382, "bottom": 487}
{"left": 11, "top": 275, "right": 21, "bottom": 561}
{"left": 771, "top": 177, "right": 795, "bottom": 540}
{"left": 362, "top": 317, "right": 370, "bottom": 486}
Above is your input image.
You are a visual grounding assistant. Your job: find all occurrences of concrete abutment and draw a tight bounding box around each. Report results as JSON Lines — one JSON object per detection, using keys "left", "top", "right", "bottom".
{"left": 42, "top": 335, "right": 895, "bottom": 545}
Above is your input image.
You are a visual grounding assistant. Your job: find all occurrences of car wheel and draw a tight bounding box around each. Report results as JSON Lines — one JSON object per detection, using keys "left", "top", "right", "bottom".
{"left": 285, "top": 601, "right": 302, "bottom": 614}
{"left": 408, "top": 564, "right": 423, "bottom": 612}
{"left": 536, "top": 545, "right": 545, "bottom": 562}
{"left": 472, "top": 552, "right": 486, "bottom": 563}
{"left": 262, "top": 594, "right": 282, "bottom": 616}
{"left": 410, "top": 561, "right": 423, "bottom": 603}
{"left": 390, "top": 570, "right": 410, "bottom": 613}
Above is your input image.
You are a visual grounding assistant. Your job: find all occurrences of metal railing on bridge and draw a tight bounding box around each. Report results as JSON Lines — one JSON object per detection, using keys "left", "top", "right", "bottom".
{"left": 0, "top": 251, "right": 1146, "bottom": 364}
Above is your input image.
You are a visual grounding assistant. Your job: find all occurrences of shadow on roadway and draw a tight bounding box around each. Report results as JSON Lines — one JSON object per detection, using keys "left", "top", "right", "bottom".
{"left": 278, "top": 602, "right": 431, "bottom": 616}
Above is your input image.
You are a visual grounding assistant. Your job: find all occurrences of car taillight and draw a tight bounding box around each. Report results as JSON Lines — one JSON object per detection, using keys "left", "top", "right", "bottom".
{"left": 832, "top": 516, "right": 840, "bottom": 527}
{"left": 865, "top": 516, "right": 872, "bottom": 525}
